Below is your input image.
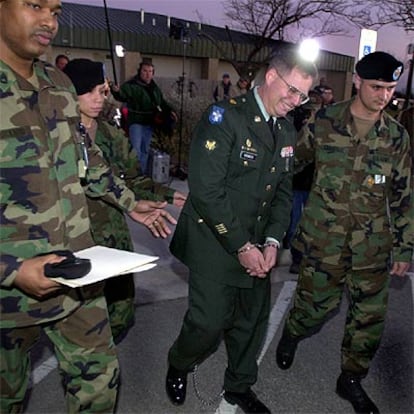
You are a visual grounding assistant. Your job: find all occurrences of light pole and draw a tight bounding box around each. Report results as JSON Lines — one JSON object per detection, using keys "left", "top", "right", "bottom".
{"left": 403, "top": 43, "right": 414, "bottom": 111}
{"left": 170, "top": 23, "right": 189, "bottom": 180}
{"left": 176, "top": 37, "right": 189, "bottom": 179}
{"left": 103, "top": 0, "right": 118, "bottom": 84}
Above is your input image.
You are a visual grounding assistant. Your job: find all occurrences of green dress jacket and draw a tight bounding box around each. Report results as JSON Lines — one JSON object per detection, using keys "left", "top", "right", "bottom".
{"left": 170, "top": 90, "right": 296, "bottom": 287}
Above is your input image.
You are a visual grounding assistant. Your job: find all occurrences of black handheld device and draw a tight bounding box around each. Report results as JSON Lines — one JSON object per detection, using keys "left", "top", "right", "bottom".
{"left": 40, "top": 250, "right": 92, "bottom": 279}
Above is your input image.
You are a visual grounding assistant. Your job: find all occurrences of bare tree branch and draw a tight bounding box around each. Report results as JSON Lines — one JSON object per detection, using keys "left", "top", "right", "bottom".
{"left": 198, "top": 0, "right": 413, "bottom": 78}
{"left": 367, "top": 0, "right": 414, "bottom": 31}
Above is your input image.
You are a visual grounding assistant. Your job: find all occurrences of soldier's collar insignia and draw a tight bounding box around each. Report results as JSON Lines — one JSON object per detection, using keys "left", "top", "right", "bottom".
{"left": 254, "top": 116, "right": 261, "bottom": 122}
{"left": 246, "top": 138, "right": 252, "bottom": 148}
{"left": 229, "top": 98, "right": 237, "bottom": 105}
{"left": 209, "top": 105, "right": 225, "bottom": 124}
{"left": 205, "top": 140, "right": 217, "bottom": 151}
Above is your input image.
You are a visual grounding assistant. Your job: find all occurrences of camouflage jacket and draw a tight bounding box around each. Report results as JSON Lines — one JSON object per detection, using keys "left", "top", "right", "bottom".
{"left": 87, "top": 119, "right": 175, "bottom": 250}
{"left": 0, "top": 60, "right": 138, "bottom": 328}
{"left": 293, "top": 99, "right": 413, "bottom": 269}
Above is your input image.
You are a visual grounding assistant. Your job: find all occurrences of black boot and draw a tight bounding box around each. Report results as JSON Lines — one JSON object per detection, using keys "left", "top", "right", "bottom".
{"left": 276, "top": 329, "right": 300, "bottom": 370}
{"left": 336, "top": 372, "right": 379, "bottom": 414}
{"left": 165, "top": 365, "right": 188, "bottom": 405}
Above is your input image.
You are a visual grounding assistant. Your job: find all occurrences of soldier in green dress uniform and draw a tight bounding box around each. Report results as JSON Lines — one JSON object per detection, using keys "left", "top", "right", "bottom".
{"left": 165, "top": 47, "right": 318, "bottom": 413}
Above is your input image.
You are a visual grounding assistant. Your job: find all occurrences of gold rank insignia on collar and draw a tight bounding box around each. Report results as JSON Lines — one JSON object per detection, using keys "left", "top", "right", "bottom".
{"left": 254, "top": 116, "right": 261, "bottom": 122}
{"left": 229, "top": 99, "right": 237, "bottom": 104}
{"left": 205, "top": 140, "right": 217, "bottom": 151}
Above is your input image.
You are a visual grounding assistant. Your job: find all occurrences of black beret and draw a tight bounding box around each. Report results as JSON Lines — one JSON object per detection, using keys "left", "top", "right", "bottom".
{"left": 355, "top": 51, "right": 404, "bottom": 82}
{"left": 63, "top": 58, "right": 105, "bottom": 96}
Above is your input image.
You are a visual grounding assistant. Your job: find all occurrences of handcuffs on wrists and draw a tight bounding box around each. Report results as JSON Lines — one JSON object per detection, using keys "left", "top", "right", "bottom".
{"left": 237, "top": 241, "right": 279, "bottom": 254}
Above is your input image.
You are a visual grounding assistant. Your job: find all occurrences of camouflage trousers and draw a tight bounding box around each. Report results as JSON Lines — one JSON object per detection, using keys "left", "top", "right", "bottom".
{"left": 0, "top": 293, "right": 120, "bottom": 413}
{"left": 104, "top": 274, "right": 135, "bottom": 341}
{"left": 285, "top": 255, "right": 389, "bottom": 376}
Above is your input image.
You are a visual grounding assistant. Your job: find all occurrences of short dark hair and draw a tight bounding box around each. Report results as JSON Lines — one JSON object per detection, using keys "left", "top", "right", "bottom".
{"left": 55, "top": 54, "right": 69, "bottom": 64}
{"left": 138, "top": 60, "right": 154, "bottom": 73}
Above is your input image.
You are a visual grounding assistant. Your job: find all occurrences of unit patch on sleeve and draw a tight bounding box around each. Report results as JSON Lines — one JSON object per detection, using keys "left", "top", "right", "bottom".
{"left": 209, "top": 105, "right": 225, "bottom": 124}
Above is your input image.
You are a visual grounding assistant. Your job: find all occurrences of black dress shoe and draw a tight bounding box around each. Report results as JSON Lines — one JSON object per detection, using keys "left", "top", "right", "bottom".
{"left": 224, "top": 389, "right": 271, "bottom": 413}
{"left": 336, "top": 372, "right": 379, "bottom": 414}
{"left": 276, "top": 330, "right": 299, "bottom": 370}
{"left": 165, "top": 365, "right": 188, "bottom": 406}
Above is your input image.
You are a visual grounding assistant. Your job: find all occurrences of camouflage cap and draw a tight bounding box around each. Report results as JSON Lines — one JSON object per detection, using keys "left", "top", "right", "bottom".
{"left": 355, "top": 51, "right": 404, "bottom": 82}
{"left": 64, "top": 58, "right": 105, "bottom": 95}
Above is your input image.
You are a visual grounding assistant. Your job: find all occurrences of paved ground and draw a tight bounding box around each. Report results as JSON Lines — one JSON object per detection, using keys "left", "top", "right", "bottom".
{"left": 25, "top": 177, "right": 413, "bottom": 414}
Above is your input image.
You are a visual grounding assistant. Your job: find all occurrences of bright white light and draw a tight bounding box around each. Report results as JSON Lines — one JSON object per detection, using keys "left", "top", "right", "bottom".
{"left": 115, "top": 45, "right": 125, "bottom": 58}
{"left": 299, "top": 39, "right": 319, "bottom": 62}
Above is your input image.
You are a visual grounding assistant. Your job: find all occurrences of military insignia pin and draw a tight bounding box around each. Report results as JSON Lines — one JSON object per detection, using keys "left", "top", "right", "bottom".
{"left": 229, "top": 99, "right": 237, "bottom": 105}
{"left": 254, "top": 116, "right": 261, "bottom": 123}
{"left": 246, "top": 138, "right": 252, "bottom": 148}
{"left": 393, "top": 66, "right": 403, "bottom": 81}
{"left": 366, "top": 176, "right": 374, "bottom": 187}
{"left": 205, "top": 140, "right": 217, "bottom": 151}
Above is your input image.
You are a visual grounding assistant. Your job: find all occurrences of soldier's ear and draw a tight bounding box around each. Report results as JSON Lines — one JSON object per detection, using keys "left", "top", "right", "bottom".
{"left": 353, "top": 73, "right": 362, "bottom": 90}
{"left": 265, "top": 67, "right": 277, "bottom": 85}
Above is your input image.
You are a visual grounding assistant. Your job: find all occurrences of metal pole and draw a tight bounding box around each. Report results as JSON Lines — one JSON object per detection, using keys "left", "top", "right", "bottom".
{"left": 103, "top": 0, "right": 117, "bottom": 84}
{"left": 177, "top": 39, "right": 186, "bottom": 172}
{"left": 403, "top": 51, "right": 413, "bottom": 111}
{"left": 172, "top": 29, "right": 188, "bottom": 180}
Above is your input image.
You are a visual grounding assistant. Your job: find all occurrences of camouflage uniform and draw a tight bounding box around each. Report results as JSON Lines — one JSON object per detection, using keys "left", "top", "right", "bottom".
{"left": 398, "top": 105, "right": 413, "bottom": 168}
{"left": 0, "top": 60, "right": 138, "bottom": 412}
{"left": 88, "top": 119, "right": 174, "bottom": 339}
{"left": 286, "top": 99, "right": 413, "bottom": 376}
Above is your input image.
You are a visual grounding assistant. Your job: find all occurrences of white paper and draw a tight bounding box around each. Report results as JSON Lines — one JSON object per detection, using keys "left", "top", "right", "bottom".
{"left": 50, "top": 245, "right": 158, "bottom": 288}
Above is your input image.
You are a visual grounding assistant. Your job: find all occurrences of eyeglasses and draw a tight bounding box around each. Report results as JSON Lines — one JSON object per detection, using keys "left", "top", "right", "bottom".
{"left": 276, "top": 71, "right": 310, "bottom": 105}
